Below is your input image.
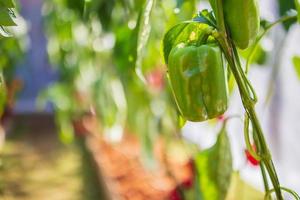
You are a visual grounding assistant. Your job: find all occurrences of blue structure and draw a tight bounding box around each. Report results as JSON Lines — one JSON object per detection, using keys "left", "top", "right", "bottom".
{"left": 15, "top": 0, "right": 57, "bottom": 113}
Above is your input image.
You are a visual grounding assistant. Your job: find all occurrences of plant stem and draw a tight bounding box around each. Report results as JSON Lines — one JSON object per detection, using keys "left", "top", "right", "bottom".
{"left": 253, "top": 126, "right": 270, "bottom": 192}
{"left": 260, "top": 162, "right": 270, "bottom": 193}
{"left": 212, "top": 0, "right": 284, "bottom": 198}
{"left": 224, "top": 38, "right": 283, "bottom": 199}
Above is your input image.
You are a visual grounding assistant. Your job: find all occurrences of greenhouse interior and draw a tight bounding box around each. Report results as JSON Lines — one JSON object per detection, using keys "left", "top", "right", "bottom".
{"left": 0, "top": 0, "right": 300, "bottom": 199}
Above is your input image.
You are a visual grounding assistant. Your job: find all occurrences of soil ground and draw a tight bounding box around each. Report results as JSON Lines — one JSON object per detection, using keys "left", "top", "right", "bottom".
{"left": 0, "top": 114, "right": 101, "bottom": 200}
{"left": 0, "top": 114, "right": 192, "bottom": 200}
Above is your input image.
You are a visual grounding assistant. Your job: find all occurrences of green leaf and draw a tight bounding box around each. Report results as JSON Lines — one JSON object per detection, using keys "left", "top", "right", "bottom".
{"left": 57, "top": 114, "right": 74, "bottom": 144}
{"left": 296, "top": 0, "right": 300, "bottom": 22}
{"left": 135, "top": 0, "right": 156, "bottom": 82}
{"left": 0, "top": 72, "right": 7, "bottom": 116}
{"left": 293, "top": 56, "right": 300, "bottom": 79}
{"left": 0, "top": 0, "right": 15, "bottom": 8}
{"left": 163, "top": 22, "right": 213, "bottom": 63}
{"left": 0, "top": 8, "right": 16, "bottom": 26}
{"left": 226, "top": 172, "right": 264, "bottom": 200}
{"left": 178, "top": 115, "right": 187, "bottom": 128}
{"left": 209, "top": 0, "right": 216, "bottom": 12}
{"left": 195, "top": 127, "right": 233, "bottom": 200}
{"left": 96, "top": 0, "right": 116, "bottom": 30}
{"left": 240, "top": 43, "right": 267, "bottom": 65}
{"left": 0, "top": 26, "right": 11, "bottom": 37}
{"left": 193, "top": 9, "right": 217, "bottom": 28}
{"left": 163, "top": 22, "right": 189, "bottom": 63}
{"left": 277, "top": 0, "right": 297, "bottom": 30}
{"left": 66, "top": 0, "right": 85, "bottom": 16}
{"left": 176, "top": 0, "right": 184, "bottom": 8}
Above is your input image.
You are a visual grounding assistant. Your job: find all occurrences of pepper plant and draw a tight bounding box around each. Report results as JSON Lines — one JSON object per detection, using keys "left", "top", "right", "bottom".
{"left": 40, "top": 0, "right": 125, "bottom": 143}
{"left": 40, "top": 0, "right": 300, "bottom": 198}
{"left": 41, "top": 0, "right": 197, "bottom": 163}
{"left": 0, "top": 0, "right": 16, "bottom": 37}
{"left": 112, "top": 0, "right": 197, "bottom": 163}
{"left": 163, "top": 0, "right": 300, "bottom": 199}
{"left": 0, "top": 0, "right": 16, "bottom": 113}
{"left": 0, "top": 0, "right": 25, "bottom": 116}
{"left": 41, "top": 7, "right": 219, "bottom": 198}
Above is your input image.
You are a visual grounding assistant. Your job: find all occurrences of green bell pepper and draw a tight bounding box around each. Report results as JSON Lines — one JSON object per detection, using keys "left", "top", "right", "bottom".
{"left": 223, "top": 0, "right": 260, "bottom": 49}
{"left": 168, "top": 43, "right": 228, "bottom": 122}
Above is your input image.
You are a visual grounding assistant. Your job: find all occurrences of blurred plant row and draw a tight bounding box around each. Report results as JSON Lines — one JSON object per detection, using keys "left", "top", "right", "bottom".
{"left": 38, "top": 0, "right": 197, "bottom": 160}
{"left": 0, "top": 0, "right": 26, "bottom": 117}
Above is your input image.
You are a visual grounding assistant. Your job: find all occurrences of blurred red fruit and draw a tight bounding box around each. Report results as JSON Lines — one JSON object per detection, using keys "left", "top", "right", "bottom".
{"left": 186, "top": 159, "right": 195, "bottom": 175}
{"left": 146, "top": 69, "right": 165, "bottom": 91}
{"left": 217, "top": 115, "right": 225, "bottom": 122}
{"left": 181, "top": 178, "right": 193, "bottom": 189}
{"left": 245, "top": 145, "right": 259, "bottom": 166}
{"left": 168, "top": 188, "right": 182, "bottom": 200}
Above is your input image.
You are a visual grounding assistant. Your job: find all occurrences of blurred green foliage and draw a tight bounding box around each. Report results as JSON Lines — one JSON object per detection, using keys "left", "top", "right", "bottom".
{"left": 293, "top": 55, "right": 300, "bottom": 79}
{"left": 0, "top": 37, "right": 23, "bottom": 115}
{"left": 278, "top": 0, "right": 297, "bottom": 30}
{"left": 195, "top": 126, "right": 232, "bottom": 200}
{"left": 41, "top": 0, "right": 197, "bottom": 160}
{"left": 0, "top": 0, "right": 16, "bottom": 37}
{"left": 0, "top": 0, "right": 25, "bottom": 116}
{"left": 4, "top": 0, "right": 300, "bottom": 199}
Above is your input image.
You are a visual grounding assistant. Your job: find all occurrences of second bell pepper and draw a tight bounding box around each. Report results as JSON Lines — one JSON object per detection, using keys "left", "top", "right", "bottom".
{"left": 168, "top": 43, "right": 228, "bottom": 122}
{"left": 223, "top": 0, "right": 260, "bottom": 49}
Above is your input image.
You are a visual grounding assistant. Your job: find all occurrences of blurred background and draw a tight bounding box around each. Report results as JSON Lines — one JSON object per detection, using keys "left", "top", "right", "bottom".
{"left": 0, "top": 0, "right": 299, "bottom": 199}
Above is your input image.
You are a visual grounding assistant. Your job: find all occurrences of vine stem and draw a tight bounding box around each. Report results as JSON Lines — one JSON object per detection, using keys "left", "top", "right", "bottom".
{"left": 213, "top": 0, "right": 284, "bottom": 199}
{"left": 260, "top": 162, "right": 270, "bottom": 193}
{"left": 219, "top": 37, "right": 283, "bottom": 199}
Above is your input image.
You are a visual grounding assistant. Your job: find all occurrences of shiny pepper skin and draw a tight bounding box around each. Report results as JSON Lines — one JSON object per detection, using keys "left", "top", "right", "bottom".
{"left": 223, "top": 0, "right": 260, "bottom": 49}
{"left": 168, "top": 43, "right": 228, "bottom": 122}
